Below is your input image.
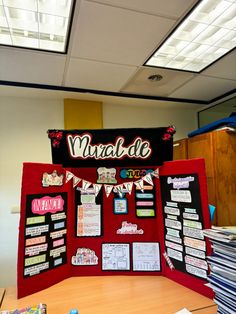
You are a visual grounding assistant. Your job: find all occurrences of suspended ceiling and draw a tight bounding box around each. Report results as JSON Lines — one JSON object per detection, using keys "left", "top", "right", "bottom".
{"left": 0, "top": 0, "right": 235, "bottom": 105}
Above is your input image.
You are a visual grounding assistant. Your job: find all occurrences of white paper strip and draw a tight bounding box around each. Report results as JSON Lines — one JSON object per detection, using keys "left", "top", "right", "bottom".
{"left": 123, "top": 182, "right": 133, "bottom": 195}
{"left": 134, "top": 179, "right": 144, "bottom": 192}
{"left": 82, "top": 180, "right": 92, "bottom": 190}
{"left": 152, "top": 168, "right": 159, "bottom": 178}
{"left": 104, "top": 185, "right": 114, "bottom": 198}
{"left": 73, "top": 176, "right": 81, "bottom": 188}
{"left": 93, "top": 184, "right": 102, "bottom": 197}
{"left": 142, "top": 173, "right": 154, "bottom": 186}
{"left": 66, "top": 171, "right": 74, "bottom": 183}
{"left": 114, "top": 184, "right": 124, "bottom": 197}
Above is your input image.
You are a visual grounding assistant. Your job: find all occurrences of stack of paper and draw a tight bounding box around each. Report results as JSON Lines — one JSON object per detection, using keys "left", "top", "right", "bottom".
{"left": 203, "top": 226, "right": 236, "bottom": 314}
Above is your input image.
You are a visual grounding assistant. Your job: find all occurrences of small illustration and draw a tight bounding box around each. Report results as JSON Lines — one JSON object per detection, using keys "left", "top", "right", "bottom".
{"left": 117, "top": 221, "right": 144, "bottom": 234}
{"left": 71, "top": 248, "right": 98, "bottom": 265}
{"left": 97, "top": 167, "right": 117, "bottom": 184}
{"left": 42, "top": 170, "right": 63, "bottom": 187}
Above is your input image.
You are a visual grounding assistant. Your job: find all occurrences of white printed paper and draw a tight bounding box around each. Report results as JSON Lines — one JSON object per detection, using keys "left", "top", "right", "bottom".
{"left": 183, "top": 226, "right": 204, "bottom": 240}
{"left": 185, "top": 246, "right": 205, "bottom": 259}
{"left": 165, "top": 241, "right": 183, "bottom": 252}
{"left": 170, "top": 190, "right": 192, "bottom": 203}
{"left": 186, "top": 264, "right": 207, "bottom": 279}
{"left": 165, "top": 218, "right": 182, "bottom": 230}
{"left": 185, "top": 255, "right": 208, "bottom": 270}
{"left": 102, "top": 243, "right": 130, "bottom": 270}
{"left": 184, "top": 237, "right": 206, "bottom": 251}
{"left": 77, "top": 204, "right": 101, "bottom": 236}
{"left": 164, "top": 206, "right": 180, "bottom": 215}
{"left": 183, "top": 220, "right": 202, "bottom": 229}
{"left": 167, "top": 248, "right": 183, "bottom": 261}
{"left": 133, "top": 242, "right": 160, "bottom": 271}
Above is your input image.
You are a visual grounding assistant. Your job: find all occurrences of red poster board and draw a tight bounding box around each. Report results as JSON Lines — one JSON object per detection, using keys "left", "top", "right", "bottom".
{"left": 17, "top": 128, "right": 213, "bottom": 299}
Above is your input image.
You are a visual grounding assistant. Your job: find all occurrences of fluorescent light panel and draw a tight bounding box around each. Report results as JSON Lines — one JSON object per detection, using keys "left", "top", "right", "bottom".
{"left": 145, "top": 0, "right": 236, "bottom": 72}
{"left": 0, "top": 0, "right": 74, "bottom": 52}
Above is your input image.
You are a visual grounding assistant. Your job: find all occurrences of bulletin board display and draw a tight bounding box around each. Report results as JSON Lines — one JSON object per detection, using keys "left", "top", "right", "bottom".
{"left": 17, "top": 127, "right": 213, "bottom": 299}
{"left": 159, "top": 159, "right": 213, "bottom": 298}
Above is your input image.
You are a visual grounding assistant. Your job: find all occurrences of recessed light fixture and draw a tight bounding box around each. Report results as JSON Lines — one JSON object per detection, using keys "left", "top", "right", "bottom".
{"left": 145, "top": 0, "right": 236, "bottom": 72}
{"left": 0, "top": 0, "right": 75, "bottom": 53}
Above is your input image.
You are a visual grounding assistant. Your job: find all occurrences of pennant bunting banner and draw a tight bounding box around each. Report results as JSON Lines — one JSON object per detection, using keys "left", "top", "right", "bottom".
{"left": 66, "top": 171, "right": 74, "bottom": 183}
{"left": 114, "top": 184, "right": 124, "bottom": 198}
{"left": 142, "top": 173, "right": 154, "bottom": 186}
{"left": 123, "top": 182, "right": 133, "bottom": 195}
{"left": 66, "top": 169, "right": 159, "bottom": 195}
{"left": 82, "top": 180, "right": 92, "bottom": 191}
{"left": 152, "top": 168, "right": 159, "bottom": 178}
{"left": 134, "top": 179, "right": 144, "bottom": 192}
{"left": 73, "top": 176, "right": 81, "bottom": 188}
{"left": 93, "top": 184, "right": 102, "bottom": 197}
{"left": 104, "top": 185, "right": 114, "bottom": 198}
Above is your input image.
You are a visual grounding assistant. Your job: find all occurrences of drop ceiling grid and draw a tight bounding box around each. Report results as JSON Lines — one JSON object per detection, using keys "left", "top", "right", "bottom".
{"left": 70, "top": 0, "right": 177, "bottom": 65}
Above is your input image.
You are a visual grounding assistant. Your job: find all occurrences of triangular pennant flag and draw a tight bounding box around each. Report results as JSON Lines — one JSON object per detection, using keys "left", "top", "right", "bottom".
{"left": 134, "top": 179, "right": 144, "bottom": 192}
{"left": 73, "top": 176, "right": 81, "bottom": 188}
{"left": 142, "top": 173, "right": 154, "bottom": 186}
{"left": 66, "top": 171, "right": 74, "bottom": 183}
{"left": 104, "top": 185, "right": 114, "bottom": 198}
{"left": 82, "top": 180, "right": 91, "bottom": 190}
{"left": 93, "top": 184, "right": 102, "bottom": 197}
{"left": 152, "top": 168, "right": 159, "bottom": 178}
{"left": 114, "top": 184, "right": 124, "bottom": 198}
{"left": 123, "top": 182, "right": 133, "bottom": 195}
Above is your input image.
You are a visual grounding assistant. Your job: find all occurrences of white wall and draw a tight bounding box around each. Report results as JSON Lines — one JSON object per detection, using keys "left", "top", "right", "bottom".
{"left": 0, "top": 95, "right": 199, "bottom": 287}
{"left": 0, "top": 97, "right": 64, "bottom": 287}
{"left": 103, "top": 102, "right": 198, "bottom": 140}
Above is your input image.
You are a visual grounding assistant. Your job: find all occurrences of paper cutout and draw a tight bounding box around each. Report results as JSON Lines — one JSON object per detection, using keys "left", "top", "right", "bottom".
{"left": 25, "top": 225, "right": 49, "bottom": 236}
{"left": 26, "top": 216, "right": 45, "bottom": 225}
{"left": 123, "top": 182, "right": 133, "bottom": 195}
{"left": 42, "top": 170, "right": 63, "bottom": 187}
{"left": 117, "top": 221, "right": 144, "bottom": 234}
{"left": 77, "top": 204, "right": 101, "bottom": 237}
{"left": 50, "top": 246, "right": 66, "bottom": 258}
{"left": 25, "top": 236, "right": 46, "bottom": 247}
{"left": 186, "top": 264, "right": 207, "bottom": 279}
{"left": 71, "top": 248, "right": 98, "bottom": 266}
{"left": 51, "top": 212, "right": 66, "bottom": 221}
{"left": 163, "top": 251, "right": 175, "bottom": 270}
{"left": 120, "top": 168, "right": 153, "bottom": 179}
{"left": 167, "top": 247, "right": 183, "bottom": 261}
{"left": 114, "top": 198, "right": 128, "bottom": 214}
{"left": 66, "top": 170, "right": 74, "bottom": 183}
{"left": 73, "top": 176, "right": 81, "bottom": 188}
{"left": 24, "top": 262, "right": 49, "bottom": 276}
{"left": 104, "top": 184, "right": 114, "bottom": 197}
{"left": 102, "top": 243, "right": 130, "bottom": 270}
{"left": 133, "top": 242, "right": 160, "bottom": 271}
{"left": 97, "top": 167, "right": 117, "bottom": 184}
{"left": 50, "top": 229, "right": 67, "bottom": 239}
{"left": 152, "top": 168, "right": 159, "bottom": 178}
{"left": 67, "top": 133, "right": 152, "bottom": 160}
{"left": 171, "top": 190, "right": 192, "bottom": 203}
{"left": 82, "top": 180, "right": 92, "bottom": 190}
{"left": 142, "top": 173, "right": 154, "bottom": 186}
{"left": 25, "top": 254, "right": 46, "bottom": 267}
{"left": 25, "top": 244, "right": 48, "bottom": 256}
{"left": 93, "top": 183, "right": 102, "bottom": 196}
{"left": 31, "top": 195, "right": 64, "bottom": 215}
{"left": 136, "top": 209, "right": 155, "bottom": 217}
{"left": 113, "top": 184, "right": 124, "bottom": 197}
{"left": 134, "top": 179, "right": 144, "bottom": 192}
{"left": 167, "top": 176, "right": 194, "bottom": 189}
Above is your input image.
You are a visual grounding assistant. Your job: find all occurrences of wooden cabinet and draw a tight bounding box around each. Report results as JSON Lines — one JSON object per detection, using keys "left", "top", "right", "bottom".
{"left": 173, "top": 131, "right": 236, "bottom": 226}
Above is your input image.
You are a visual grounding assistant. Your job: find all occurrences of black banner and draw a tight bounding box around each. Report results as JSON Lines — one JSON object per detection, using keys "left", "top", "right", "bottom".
{"left": 48, "top": 127, "right": 174, "bottom": 167}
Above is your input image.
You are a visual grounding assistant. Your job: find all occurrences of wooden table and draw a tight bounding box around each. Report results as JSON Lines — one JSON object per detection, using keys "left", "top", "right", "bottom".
{"left": 0, "top": 288, "right": 5, "bottom": 308}
{"left": 0, "top": 276, "right": 217, "bottom": 314}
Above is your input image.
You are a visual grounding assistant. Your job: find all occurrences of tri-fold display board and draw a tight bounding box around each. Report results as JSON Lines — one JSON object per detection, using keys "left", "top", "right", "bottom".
{"left": 17, "top": 127, "right": 213, "bottom": 298}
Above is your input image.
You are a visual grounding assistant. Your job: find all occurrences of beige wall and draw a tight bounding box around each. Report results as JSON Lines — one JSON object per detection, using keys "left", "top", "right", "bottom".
{"left": 0, "top": 95, "right": 199, "bottom": 287}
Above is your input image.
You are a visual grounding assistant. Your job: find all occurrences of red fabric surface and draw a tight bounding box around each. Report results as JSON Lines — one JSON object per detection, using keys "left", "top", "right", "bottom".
{"left": 17, "top": 159, "right": 212, "bottom": 299}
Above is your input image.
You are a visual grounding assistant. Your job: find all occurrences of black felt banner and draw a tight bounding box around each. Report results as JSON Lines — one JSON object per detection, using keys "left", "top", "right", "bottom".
{"left": 48, "top": 127, "right": 174, "bottom": 167}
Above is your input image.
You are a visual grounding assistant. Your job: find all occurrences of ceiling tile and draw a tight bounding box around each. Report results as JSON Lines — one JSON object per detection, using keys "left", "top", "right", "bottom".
{"left": 202, "top": 50, "right": 236, "bottom": 81}
{"left": 170, "top": 76, "right": 236, "bottom": 101}
{"left": 71, "top": 1, "right": 176, "bottom": 65}
{"left": 87, "top": 0, "right": 198, "bottom": 18}
{"left": 65, "top": 58, "right": 137, "bottom": 91}
{"left": 0, "top": 47, "right": 66, "bottom": 85}
{"left": 121, "top": 67, "right": 194, "bottom": 96}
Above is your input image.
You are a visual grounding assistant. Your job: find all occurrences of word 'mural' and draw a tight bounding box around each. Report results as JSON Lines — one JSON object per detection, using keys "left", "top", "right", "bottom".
{"left": 67, "top": 133, "right": 152, "bottom": 159}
